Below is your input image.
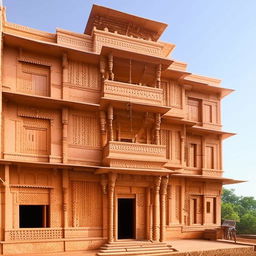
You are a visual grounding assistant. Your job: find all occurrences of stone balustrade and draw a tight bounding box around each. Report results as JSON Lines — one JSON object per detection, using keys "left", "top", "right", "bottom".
{"left": 103, "top": 80, "right": 163, "bottom": 106}
{"left": 103, "top": 141, "right": 167, "bottom": 169}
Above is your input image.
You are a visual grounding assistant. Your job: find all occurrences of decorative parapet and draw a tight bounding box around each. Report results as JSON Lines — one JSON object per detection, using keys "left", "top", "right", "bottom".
{"left": 4, "top": 21, "right": 56, "bottom": 43}
{"left": 56, "top": 29, "right": 93, "bottom": 52}
{"left": 5, "top": 228, "right": 63, "bottom": 241}
{"left": 103, "top": 80, "right": 163, "bottom": 106}
{"left": 103, "top": 141, "right": 167, "bottom": 169}
{"left": 93, "top": 28, "right": 173, "bottom": 57}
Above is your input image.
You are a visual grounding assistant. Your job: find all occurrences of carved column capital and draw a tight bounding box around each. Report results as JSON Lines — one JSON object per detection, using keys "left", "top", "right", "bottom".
{"left": 160, "top": 176, "right": 169, "bottom": 195}
{"left": 153, "top": 176, "right": 161, "bottom": 193}
{"left": 108, "top": 172, "right": 117, "bottom": 193}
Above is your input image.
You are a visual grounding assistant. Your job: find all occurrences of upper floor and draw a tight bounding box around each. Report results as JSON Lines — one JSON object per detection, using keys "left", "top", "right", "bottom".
{"left": 0, "top": 4, "right": 235, "bottom": 178}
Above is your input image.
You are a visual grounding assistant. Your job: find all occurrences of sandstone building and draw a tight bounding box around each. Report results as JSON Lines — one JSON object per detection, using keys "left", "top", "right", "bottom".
{"left": 0, "top": 4, "right": 240, "bottom": 255}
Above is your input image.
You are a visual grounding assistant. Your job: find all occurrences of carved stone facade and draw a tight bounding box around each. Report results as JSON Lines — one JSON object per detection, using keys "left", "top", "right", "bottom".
{"left": 0, "top": 3, "right": 240, "bottom": 256}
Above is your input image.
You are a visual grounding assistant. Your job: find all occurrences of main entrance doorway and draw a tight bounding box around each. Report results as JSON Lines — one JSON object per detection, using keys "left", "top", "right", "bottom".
{"left": 118, "top": 198, "right": 135, "bottom": 239}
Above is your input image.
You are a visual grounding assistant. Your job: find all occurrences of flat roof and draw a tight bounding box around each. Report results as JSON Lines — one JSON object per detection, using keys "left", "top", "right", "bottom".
{"left": 84, "top": 4, "right": 167, "bottom": 40}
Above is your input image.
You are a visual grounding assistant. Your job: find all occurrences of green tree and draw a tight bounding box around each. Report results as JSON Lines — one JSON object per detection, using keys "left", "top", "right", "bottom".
{"left": 222, "top": 188, "right": 256, "bottom": 234}
{"left": 237, "top": 213, "right": 256, "bottom": 234}
{"left": 221, "top": 202, "right": 240, "bottom": 222}
{"left": 222, "top": 188, "right": 240, "bottom": 204}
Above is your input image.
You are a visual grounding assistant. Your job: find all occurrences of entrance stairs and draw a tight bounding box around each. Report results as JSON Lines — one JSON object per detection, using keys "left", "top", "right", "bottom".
{"left": 97, "top": 241, "right": 177, "bottom": 256}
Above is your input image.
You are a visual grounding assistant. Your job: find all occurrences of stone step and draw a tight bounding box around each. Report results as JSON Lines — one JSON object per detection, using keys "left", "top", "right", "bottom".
{"left": 99, "top": 246, "right": 171, "bottom": 253}
{"left": 100, "top": 245, "right": 168, "bottom": 250}
{"left": 97, "top": 249, "right": 175, "bottom": 256}
{"left": 105, "top": 242, "right": 168, "bottom": 247}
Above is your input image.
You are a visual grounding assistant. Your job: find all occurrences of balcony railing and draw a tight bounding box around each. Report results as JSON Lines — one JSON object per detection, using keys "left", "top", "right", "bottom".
{"left": 103, "top": 80, "right": 163, "bottom": 107}
{"left": 103, "top": 141, "right": 167, "bottom": 169}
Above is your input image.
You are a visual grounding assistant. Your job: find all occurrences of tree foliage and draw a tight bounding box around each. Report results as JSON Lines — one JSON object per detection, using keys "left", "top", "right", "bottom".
{"left": 222, "top": 188, "right": 256, "bottom": 234}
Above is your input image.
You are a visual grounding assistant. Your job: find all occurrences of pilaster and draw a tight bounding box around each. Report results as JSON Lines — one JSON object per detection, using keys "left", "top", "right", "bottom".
{"left": 108, "top": 173, "right": 117, "bottom": 242}
{"left": 160, "top": 176, "right": 168, "bottom": 242}
{"left": 153, "top": 176, "right": 161, "bottom": 242}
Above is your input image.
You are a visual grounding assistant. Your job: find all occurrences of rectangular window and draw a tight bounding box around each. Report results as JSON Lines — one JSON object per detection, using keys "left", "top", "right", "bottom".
{"left": 189, "top": 143, "right": 197, "bottom": 168}
{"left": 19, "top": 205, "right": 49, "bottom": 228}
{"left": 188, "top": 98, "right": 201, "bottom": 122}
{"left": 20, "top": 118, "right": 49, "bottom": 155}
{"left": 206, "top": 201, "right": 211, "bottom": 213}
{"left": 18, "top": 62, "right": 50, "bottom": 96}
{"left": 192, "top": 199, "right": 197, "bottom": 224}
{"left": 206, "top": 146, "right": 214, "bottom": 169}
{"left": 204, "top": 102, "right": 218, "bottom": 124}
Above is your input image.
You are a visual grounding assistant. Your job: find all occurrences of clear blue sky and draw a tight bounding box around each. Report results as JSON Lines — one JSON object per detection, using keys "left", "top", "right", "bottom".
{"left": 4, "top": 0, "right": 256, "bottom": 197}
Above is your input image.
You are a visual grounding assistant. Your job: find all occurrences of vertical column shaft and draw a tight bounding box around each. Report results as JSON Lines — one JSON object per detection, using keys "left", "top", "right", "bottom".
{"left": 155, "top": 113, "right": 161, "bottom": 145}
{"left": 108, "top": 53, "right": 114, "bottom": 81}
{"left": 153, "top": 176, "right": 161, "bottom": 241}
{"left": 108, "top": 105, "right": 114, "bottom": 142}
{"left": 4, "top": 164, "right": 11, "bottom": 240}
{"left": 62, "top": 169, "right": 69, "bottom": 230}
{"left": 62, "top": 108, "right": 68, "bottom": 164}
{"left": 108, "top": 173, "right": 117, "bottom": 242}
{"left": 160, "top": 176, "right": 169, "bottom": 242}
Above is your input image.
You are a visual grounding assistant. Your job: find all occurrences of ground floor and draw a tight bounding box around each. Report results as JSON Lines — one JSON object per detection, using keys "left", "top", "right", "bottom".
{"left": 4, "top": 240, "right": 256, "bottom": 256}
{"left": 0, "top": 164, "right": 224, "bottom": 255}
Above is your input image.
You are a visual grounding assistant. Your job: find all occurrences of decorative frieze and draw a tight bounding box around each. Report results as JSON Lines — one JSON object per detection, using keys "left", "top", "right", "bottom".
{"left": 93, "top": 29, "right": 164, "bottom": 56}
{"left": 57, "top": 29, "right": 93, "bottom": 52}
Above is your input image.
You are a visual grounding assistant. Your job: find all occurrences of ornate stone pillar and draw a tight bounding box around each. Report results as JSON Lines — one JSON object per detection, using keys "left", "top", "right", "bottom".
{"left": 156, "top": 64, "right": 162, "bottom": 88}
{"left": 108, "top": 52, "right": 114, "bottom": 81}
{"left": 155, "top": 113, "right": 161, "bottom": 145}
{"left": 181, "top": 125, "right": 186, "bottom": 166}
{"left": 160, "top": 176, "right": 169, "bottom": 242}
{"left": 100, "top": 175, "right": 108, "bottom": 238}
{"left": 153, "top": 176, "right": 161, "bottom": 242}
{"left": 146, "top": 187, "right": 152, "bottom": 241}
{"left": 4, "top": 164, "right": 11, "bottom": 239}
{"left": 107, "top": 105, "right": 114, "bottom": 142}
{"left": 62, "top": 169, "right": 69, "bottom": 230}
{"left": 99, "top": 56, "right": 106, "bottom": 81}
{"left": 108, "top": 173, "right": 117, "bottom": 242}
{"left": 100, "top": 111, "right": 107, "bottom": 147}
{"left": 62, "top": 108, "right": 68, "bottom": 164}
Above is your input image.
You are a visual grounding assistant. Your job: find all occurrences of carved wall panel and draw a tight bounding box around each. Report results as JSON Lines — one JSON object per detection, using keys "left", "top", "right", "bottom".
{"left": 17, "top": 62, "right": 50, "bottom": 96}
{"left": 72, "top": 181, "right": 102, "bottom": 227}
{"left": 70, "top": 112, "right": 100, "bottom": 148}
{"left": 16, "top": 117, "right": 50, "bottom": 155}
{"left": 161, "top": 80, "right": 182, "bottom": 108}
{"left": 160, "top": 128, "right": 181, "bottom": 164}
{"left": 174, "top": 185, "right": 181, "bottom": 224}
{"left": 68, "top": 61, "right": 100, "bottom": 90}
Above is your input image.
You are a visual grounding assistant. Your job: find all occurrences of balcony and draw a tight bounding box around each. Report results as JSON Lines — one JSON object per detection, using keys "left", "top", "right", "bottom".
{"left": 93, "top": 29, "right": 174, "bottom": 57}
{"left": 103, "top": 141, "right": 167, "bottom": 169}
{"left": 102, "top": 80, "right": 169, "bottom": 113}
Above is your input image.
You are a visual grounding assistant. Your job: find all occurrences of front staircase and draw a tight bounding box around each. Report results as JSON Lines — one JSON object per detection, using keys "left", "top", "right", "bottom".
{"left": 97, "top": 241, "right": 177, "bottom": 256}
